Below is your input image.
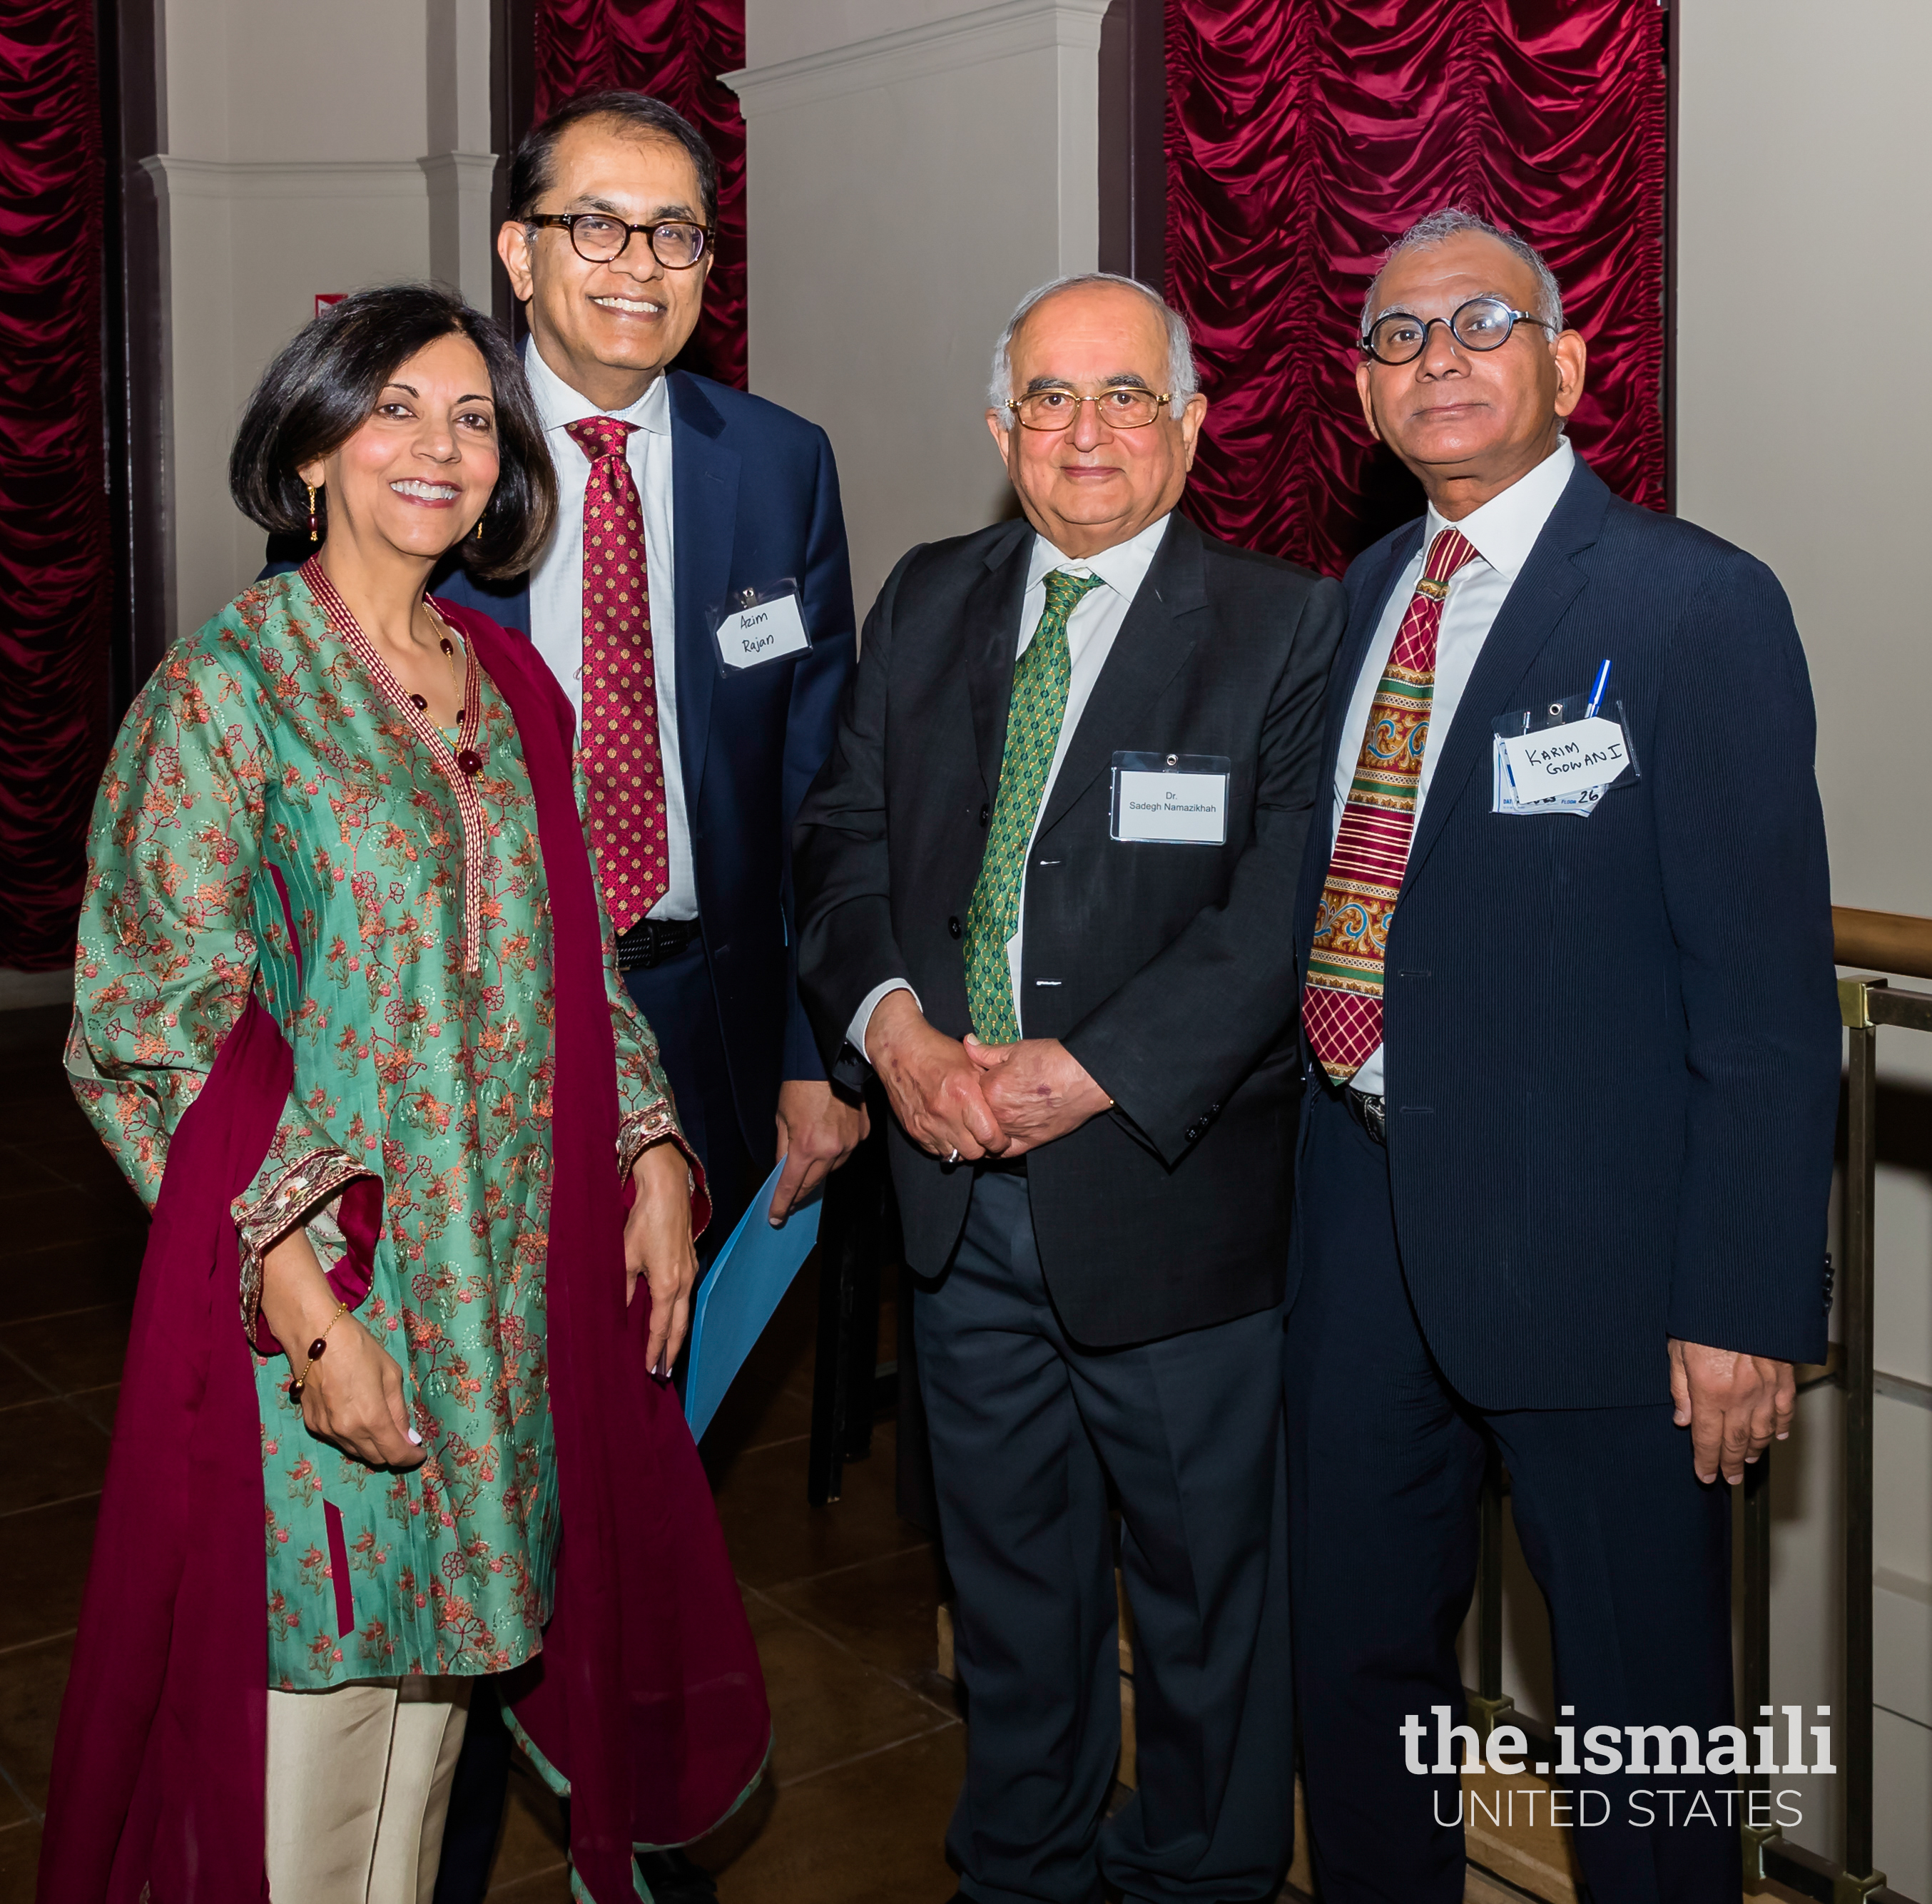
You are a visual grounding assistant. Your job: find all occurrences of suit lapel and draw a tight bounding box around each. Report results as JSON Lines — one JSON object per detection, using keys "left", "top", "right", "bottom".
{"left": 1037, "top": 515, "right": 1207, "bottom": 839}
{"left": 668, "top": 372, "right": 738, "bottom": 806}
{"left": 964, "top": 524, "right": 1034, "bottom": 799}
{"left": 1403, "top": 459, "right": 1612, "bottom": 885}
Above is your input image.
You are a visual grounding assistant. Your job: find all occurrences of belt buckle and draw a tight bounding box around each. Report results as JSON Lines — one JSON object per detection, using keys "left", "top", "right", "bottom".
{"left": 1348, "top": 1087, "right": 1387, "bottom": 1145}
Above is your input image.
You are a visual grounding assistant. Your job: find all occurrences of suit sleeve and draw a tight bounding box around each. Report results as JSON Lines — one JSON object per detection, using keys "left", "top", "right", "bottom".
{"left": 1063, "top": 574, "right": 1348, "bottom": 1164}
{"left": 1656, "top": 554, "right": 1839, "bottom": 1363}
{"left": 792, "top": 546, "right": 923, "bottom": 1070}
{"left": 776, "top": 428, "right": 859, "bottom": 1082}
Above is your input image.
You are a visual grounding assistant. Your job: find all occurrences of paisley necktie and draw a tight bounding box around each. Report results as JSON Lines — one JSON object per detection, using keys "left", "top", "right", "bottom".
{"left": 1303, "top": 526, "right": 1479, "bottom": 1082}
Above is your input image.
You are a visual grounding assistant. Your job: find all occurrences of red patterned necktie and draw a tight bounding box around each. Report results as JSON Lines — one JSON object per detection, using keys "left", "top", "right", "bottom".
{"left": 565, "top": 414, "right": 668, "bottom": 935}
{"left": 1303, "top": 526, "right": 1480, "bottom": 1083}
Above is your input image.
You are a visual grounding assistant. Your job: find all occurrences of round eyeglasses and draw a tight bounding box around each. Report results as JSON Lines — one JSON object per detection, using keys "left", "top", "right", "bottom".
{"left": 526, "top": 212, "right": 711, "bottom": 270}
{"left": 1361, "top": 295, "right": 1553, "bottom": 367}
{"left": 1005, "top": 387, "right": 1172, "bottom": 432}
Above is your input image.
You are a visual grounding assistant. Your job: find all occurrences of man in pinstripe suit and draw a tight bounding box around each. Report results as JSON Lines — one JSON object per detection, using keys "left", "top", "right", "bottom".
{"left": 1286, "top": 210, "right": 1839, "bottom": 1904}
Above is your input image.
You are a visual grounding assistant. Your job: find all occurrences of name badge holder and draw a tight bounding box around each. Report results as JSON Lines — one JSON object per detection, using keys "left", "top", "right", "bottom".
{"left": 1491, "top": 689, "right": 1639, "bottom": 820}
{"left": 711, "top": 579, "right": 812, "bottom": 674}
{"left": 1109, "top": 751, "right": 1232, "bottom": 846}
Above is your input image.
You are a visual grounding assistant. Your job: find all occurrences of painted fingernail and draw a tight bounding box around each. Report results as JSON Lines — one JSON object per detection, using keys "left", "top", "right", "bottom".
{"left": 406, "top": 1430, "right": 422, "bottom": 1445}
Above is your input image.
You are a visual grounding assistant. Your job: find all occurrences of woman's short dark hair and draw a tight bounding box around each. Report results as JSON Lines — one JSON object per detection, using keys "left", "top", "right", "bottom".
{"left": 509, "top": 90, "right": 718, "bottom": 230}
{"left": 229, "top": 283, "right": 556, "bottom": 581}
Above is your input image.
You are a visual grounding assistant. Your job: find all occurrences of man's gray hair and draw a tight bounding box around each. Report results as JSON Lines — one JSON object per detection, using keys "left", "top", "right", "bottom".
{"left": 1360, "top": 208, "right": 1565, "bottom": 340}
{"left": 989, "top": 273, "right": 1198, "bottom": 427}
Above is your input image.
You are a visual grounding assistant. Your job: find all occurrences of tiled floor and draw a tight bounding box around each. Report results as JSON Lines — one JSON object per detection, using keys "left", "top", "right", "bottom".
{"left": 0, "top": 1000, "right": 962, "bottom": 1903}
{"left": 479, "top": 1248, "right": 963, "bottom": 1902}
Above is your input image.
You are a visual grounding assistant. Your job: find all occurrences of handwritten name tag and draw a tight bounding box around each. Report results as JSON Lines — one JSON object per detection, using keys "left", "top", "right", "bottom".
{"left": 1110, "top": 753, "right": 1231, "bottom": 845}
{"left": 715, "top": 591, "right": 810, "bottom": 670}
{"left": 1498, "top": 716, "right": 1629, "bottom": 803}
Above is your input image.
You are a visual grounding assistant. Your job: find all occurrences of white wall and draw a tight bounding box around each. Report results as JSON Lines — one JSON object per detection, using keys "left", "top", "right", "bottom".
{"left": 144, "top": 0, "right": 493, "bottom": 640}
{"left": 728, "top": 0, "right": 1109, "bottom": 615}
{"left": 1673, "top": 2, "right": 1932, "bottom": 1890}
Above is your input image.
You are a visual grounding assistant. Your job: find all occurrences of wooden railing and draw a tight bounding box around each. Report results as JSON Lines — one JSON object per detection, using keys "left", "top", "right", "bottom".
{"left": 1832, "top": 905, "right": 1932, "bottom": 982}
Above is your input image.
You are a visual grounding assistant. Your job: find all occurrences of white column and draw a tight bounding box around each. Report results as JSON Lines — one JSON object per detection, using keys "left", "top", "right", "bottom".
{"left": 422, "top": 0, "right": 497, "bottom": 312}
{"left": 149, "top": 0, "right": 439, "bottom": 636}
{"left": 727, "top": 0, "right": 1109, "bottom": 613}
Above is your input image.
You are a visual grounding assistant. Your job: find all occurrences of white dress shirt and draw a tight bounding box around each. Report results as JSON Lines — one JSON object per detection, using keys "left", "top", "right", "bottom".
{"left": 1330, "top": 437, "right": 1575, "bottom": 1093}
{"left": 851, "top": 514, "right": 1171, "bottom": 1059}
{"left": 524, "top": 340, "right": 697, "bottom": 921}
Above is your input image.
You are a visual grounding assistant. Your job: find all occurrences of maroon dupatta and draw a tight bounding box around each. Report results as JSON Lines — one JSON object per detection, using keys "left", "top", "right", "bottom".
{"left": 37, "top": 603, "right": 768, "bottom": 1903}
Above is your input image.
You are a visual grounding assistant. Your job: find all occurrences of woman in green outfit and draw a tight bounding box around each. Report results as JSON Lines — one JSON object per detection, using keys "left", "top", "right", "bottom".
{"left": 45, "top": 285, "right": 767, "bottom": 1904}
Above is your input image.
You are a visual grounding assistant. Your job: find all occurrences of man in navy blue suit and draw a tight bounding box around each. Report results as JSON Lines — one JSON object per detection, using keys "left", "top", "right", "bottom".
{"left": 424, "top": 91, "right": 858, "bottom": 1904}
{"left": 1286, "top": 209, "right": 1839, "bottom": 1903}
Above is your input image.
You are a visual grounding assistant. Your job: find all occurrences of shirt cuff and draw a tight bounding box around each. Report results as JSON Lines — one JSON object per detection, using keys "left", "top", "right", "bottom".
{"left": 232, "top": 1151, "right": 382, "bottom": 1344}
{"left": 850, "top": 980, "right": 920, "bottom": 1064}
{"left": 619, "top": 1104, "right": 713, "bottom": 1242}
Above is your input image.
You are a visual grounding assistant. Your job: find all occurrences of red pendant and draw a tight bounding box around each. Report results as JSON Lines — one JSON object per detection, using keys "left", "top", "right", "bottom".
{"left": 456, "top": 748, "right": 482, "bottom": 776}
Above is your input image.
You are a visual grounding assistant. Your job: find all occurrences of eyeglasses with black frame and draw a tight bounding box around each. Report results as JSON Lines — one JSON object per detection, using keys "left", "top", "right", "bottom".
{"left": 1361, "top": 294, "right": 1555, "bottom": 367}
{"left": 525, "top": 212, "right": 711, "bottom": 270}
{"left": 1005, "top": 387, "right": 1173, "bottom": 432}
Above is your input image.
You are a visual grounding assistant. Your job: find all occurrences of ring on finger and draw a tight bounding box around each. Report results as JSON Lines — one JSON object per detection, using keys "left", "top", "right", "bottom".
{"left": 947, "top": 1146, "right": 960, "bottom": 1164}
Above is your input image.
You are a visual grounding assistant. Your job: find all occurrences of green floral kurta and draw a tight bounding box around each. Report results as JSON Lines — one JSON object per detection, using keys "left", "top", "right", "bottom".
{"left": 68, "top": 570, "right": 690, "bottom": 1690}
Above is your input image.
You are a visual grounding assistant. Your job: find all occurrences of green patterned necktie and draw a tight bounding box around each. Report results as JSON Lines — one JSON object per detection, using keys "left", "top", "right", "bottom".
{"left": 962, "top": 568, "right": 1107, "bottom": 1043}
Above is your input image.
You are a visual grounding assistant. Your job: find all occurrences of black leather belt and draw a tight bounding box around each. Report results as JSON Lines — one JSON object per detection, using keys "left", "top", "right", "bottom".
{"left": 615, "top": 916, "right": 701, "bottom": 972}
{"left": 1343, "top": 1087, "right": 1387, "bottom": 1145}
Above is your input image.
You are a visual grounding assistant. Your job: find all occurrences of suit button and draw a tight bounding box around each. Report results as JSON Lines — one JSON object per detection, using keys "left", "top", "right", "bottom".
{"left": 947, "top": 916, "right": 961, "bottom": 939}
{"left": 979, "top": 803, "right": 990, "bottom": 827}
{"left": 1184, "top": 1124, "right": 1200, "bottom": 1143}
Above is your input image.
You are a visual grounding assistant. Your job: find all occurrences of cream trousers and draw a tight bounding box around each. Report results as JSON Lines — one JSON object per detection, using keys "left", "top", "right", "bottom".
{"left": 264, "top": 1676, "right": 472, "bottom": 1904}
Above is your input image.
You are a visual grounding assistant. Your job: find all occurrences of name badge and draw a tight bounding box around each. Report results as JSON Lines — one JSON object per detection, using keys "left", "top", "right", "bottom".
{"left": 1491, "top": 688, "right": 1639, "bottom": 819}
{"left": 1110, "top": 751, "right": 1231, "bottom": 845}
{"left": 1498, "top": 717, "right": 1629, "bottom": 802}
{"left": 712, "top": 581, "right": 810, "bottom": 671}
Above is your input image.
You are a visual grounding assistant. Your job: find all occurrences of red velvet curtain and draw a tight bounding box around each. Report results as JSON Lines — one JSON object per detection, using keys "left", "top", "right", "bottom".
{"left": 0, "top": 0, "right": 109, "bottom": 969}
{"left": 1165, "top": 0, "right": 1667, "bottom": 576}
{"left": 533, "top": 0, "right": 747, "bottom": 389}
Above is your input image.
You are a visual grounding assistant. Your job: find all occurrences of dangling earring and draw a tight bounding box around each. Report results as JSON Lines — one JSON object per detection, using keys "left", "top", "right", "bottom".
{"left": 474, "top": 514, "right": 484, "bottom": 541}
{"left": 306, "top": 482, "right": 320, "bottom": 544}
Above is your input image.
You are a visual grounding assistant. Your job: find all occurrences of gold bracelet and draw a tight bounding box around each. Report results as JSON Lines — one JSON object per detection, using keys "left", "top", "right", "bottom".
{"left": 288, "top": 1300, "right": 350, "bottom": 1402}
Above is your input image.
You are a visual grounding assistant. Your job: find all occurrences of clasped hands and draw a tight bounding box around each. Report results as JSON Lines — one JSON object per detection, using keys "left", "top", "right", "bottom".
{"left": 865, "top": 989, "right": 1112, "bottom": 1164}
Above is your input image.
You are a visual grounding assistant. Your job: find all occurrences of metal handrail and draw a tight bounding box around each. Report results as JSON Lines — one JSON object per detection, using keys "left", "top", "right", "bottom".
{"left": 1473, "top": 908, "right": 1932, "bottom": 1904}
{"left": 1832, "top": 905, "right": 1932, "bottom": 981}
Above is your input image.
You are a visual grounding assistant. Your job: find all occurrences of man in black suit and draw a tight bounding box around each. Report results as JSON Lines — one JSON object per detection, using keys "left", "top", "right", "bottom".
{"left": 795, "top": 274, "right": 1345, "bottom": 1903}
{"left": 1286, "top": 210, "right": 1840, "bottom": 1903}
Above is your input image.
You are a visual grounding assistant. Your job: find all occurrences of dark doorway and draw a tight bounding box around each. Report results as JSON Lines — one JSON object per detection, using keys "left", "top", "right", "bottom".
{"left": 490, "top": 0, "right": 537, "bottom": 341}
{"left": 1098, "top": 0, "right": 1165, "bottom": 290}
{"left": 96, "top": 0, "right": 168, "bottom": 720}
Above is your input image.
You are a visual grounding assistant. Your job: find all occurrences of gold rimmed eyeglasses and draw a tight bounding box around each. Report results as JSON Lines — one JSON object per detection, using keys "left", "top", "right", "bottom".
{"left": 1006, "top": 387, "right": 1173, "bottom": 432}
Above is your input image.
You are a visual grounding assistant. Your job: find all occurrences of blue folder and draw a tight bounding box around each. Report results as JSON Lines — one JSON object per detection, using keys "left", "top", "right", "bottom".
{"left": 683, "top": 1159, "right": 823, "bottom": 1442}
